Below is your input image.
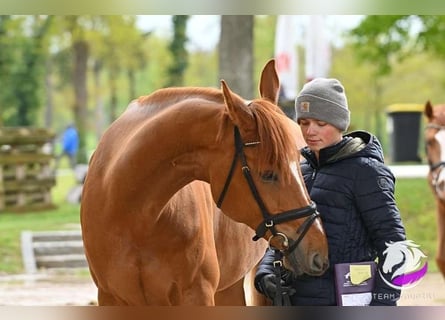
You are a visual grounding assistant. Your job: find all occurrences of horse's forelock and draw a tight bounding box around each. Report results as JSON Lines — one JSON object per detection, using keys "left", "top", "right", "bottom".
{"left": 250, "top": 100, "right": 298, "bottom": 182}
{"left": 215, "top": 97, "right": 298, "bottom": 182}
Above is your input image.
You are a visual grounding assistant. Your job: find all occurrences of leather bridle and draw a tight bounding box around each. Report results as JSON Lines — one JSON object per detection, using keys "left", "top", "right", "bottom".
{"left": 426, "top": 123, "right": 445, "bottom": 195}
{"left": 216, "top": 126, "right": 320, "bottom": 255}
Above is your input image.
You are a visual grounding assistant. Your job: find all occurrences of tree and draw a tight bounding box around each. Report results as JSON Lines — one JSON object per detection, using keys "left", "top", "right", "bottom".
{"left": 49, "top": 16, "right": 148, "bottom": 160}
{"left": 347, "top": 15, "right": 415, "bottom": 140}
{"left": 165, "top": 15, "right": 189, "bottom": 87}
{"left": 96, "top": 16, "right": 147, "bottom": 122}
{"left": 416, "top": 16, "right": 445, "bottom": 59}
{"left": 61, "top": 16, "right": 89, "bottom": 164}
{"left": 219, "top": 15, "right": 254, "bottom": 99}
{"left": 348, "top": 16, "right": 414, "bottom": 76}
{"left": 0, "top": 15, "right": 53, "bottom": 126}
{"left": 0, "top": 15, "right": 13, "bottom": 126}
{"left": 345, "top": 15, "right": 445, "bottom": 141}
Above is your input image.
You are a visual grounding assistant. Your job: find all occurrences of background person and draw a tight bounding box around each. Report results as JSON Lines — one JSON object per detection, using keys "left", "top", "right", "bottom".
{"left": 56, "top": 124, "right": 79, "bottom": 170}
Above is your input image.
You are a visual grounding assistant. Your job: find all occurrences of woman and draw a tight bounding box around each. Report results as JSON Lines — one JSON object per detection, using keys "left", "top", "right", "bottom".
{"left": 255, "top": 78, "right": 406, "bottom": 306}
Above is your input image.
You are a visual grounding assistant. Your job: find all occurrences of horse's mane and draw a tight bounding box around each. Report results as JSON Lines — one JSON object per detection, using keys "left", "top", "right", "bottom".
{"left": 137, "top": 87, "right": 224, "bottom": 110}
{"left": 219, "top": 99, "right": 299, "bottom": 183}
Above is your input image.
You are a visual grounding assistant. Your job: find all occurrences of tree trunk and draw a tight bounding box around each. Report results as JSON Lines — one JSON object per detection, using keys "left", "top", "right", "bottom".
{"left": 108, "top": 69, "right": 118, "bottom": 122}
{"left": 93, "top": 60, "right": 106, "bottom": 141}
{"left": 72, "top": 39, "right": 89, "bottom": 164}
{"left": 128, "top": 69, "right": 136, "bottom": 101}
{"left": 44, "top": 58, "right": 54, "bottom": 128}
{"left": 219, "top": 16, "right": 254, "bottom": 99}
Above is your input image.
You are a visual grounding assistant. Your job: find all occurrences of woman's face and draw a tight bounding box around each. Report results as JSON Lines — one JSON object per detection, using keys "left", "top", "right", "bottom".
{"left": 298, "top": 118, "right": 343, "bottom": 157}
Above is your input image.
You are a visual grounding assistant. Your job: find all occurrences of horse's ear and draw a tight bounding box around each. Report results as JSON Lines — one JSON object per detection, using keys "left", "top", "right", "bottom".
{"left": 221, "top": 80, "right": 255, "bottom": 132}
{"left": 425, "top": 100, "right": 434, "bottom": 120}
{"left": 259, "top": 59, "right": 280, "bottom": 104}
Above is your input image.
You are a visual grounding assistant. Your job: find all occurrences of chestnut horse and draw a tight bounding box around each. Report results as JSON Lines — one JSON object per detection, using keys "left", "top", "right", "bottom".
{"left": 424, "top": 100, "right": 445, "bottom": 278}
{"left": 80, "top": 59, "right": 329, "bottom": 305}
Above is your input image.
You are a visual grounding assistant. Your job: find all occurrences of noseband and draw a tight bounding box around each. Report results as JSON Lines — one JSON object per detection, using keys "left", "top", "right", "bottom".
{"left": 216, "top": 126, "right": 320, "bottom": 255}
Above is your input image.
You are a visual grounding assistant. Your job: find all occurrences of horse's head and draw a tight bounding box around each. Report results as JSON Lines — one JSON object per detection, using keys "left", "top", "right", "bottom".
{"left": 210, "top": 59, "right": 329, "bottom": 277}
{"left": 425, "top": 100, "right": 445, "bottom": 201}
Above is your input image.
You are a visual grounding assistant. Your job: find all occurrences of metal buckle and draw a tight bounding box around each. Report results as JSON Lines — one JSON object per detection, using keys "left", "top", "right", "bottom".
{"left": 273, "top": 260, "right": 283, "bottom": 267}
{"left": 268, "top": 232, "right": 289, "bottom": 251}
{"left": 265, "top": 220, "right": 274, "bottom": 228}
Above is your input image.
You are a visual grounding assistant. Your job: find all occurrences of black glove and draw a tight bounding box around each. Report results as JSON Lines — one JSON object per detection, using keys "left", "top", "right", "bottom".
{"left": 257, "top": 273, "right": 296, "bottom": 301}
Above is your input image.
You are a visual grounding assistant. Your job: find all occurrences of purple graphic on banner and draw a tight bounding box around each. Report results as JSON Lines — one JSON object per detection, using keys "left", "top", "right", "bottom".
{"left": 380, "top": 240, "right": 428, "bottom": 290}
{"left": 392, "top": 262, "right": 428, "bottom": 287}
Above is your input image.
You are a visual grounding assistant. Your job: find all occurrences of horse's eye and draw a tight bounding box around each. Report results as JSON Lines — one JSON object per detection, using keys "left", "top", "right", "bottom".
{"left": 261, "top": 171, "right": 278, "bottom": 183}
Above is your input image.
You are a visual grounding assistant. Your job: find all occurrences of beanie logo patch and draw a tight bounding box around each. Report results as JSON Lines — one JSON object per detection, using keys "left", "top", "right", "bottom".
{"left": 300, "top": 101, "right": 310, "bottom": 112}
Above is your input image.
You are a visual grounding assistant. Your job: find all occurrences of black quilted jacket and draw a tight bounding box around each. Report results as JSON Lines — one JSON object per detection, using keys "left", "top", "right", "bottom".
{"left": 255, "top": 130, "right": 406, "bottom": 306}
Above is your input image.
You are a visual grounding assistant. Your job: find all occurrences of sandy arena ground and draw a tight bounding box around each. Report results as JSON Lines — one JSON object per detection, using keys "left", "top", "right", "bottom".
{"left": 0, "top": 270, "right": 444, "bottom": 306}
{"left": 0, "top": 270, "right": 97, "bottom": 306}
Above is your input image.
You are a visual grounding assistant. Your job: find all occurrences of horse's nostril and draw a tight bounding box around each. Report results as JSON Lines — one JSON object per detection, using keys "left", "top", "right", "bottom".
{"left": 311, "top": 253, "right": 329, "bottom": 274}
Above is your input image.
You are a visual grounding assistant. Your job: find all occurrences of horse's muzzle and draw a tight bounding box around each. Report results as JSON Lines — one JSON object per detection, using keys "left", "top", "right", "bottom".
{"left": 284, "top": 249, "right": 329, "bottom": 276}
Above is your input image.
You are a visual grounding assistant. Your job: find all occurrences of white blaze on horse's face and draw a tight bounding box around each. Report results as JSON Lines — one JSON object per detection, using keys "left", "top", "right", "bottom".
{"left": 435, "top": 129, "right": 445, "bottom": 200}
{"left": 435, "top": 130, "right": 445, "bottom": 162}
{"left": 290, "top": 161, "right": 324, "bottom": 233}
{"left": 289, "top": 161, "right": 304, "bottom": 191}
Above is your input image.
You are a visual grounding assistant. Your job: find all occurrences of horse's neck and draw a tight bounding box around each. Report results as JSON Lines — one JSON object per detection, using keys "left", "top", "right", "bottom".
{"left": 105, "top": 100, "right": 226, "bottom": 213}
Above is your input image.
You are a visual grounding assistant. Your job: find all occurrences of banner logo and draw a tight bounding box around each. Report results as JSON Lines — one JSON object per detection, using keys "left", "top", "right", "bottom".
{"left": 379, "top": 240, "right": 428, "bottom": 290}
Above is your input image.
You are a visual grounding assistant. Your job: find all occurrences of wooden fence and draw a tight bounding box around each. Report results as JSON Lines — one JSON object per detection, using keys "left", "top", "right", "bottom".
{"left": 0, "top": 127, "right": 56, "bottom": 212}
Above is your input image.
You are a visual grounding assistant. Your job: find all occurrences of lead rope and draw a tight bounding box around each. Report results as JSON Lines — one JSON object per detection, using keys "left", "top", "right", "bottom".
{"left": 272, "top": 249, "right": 292, "bottom": 306}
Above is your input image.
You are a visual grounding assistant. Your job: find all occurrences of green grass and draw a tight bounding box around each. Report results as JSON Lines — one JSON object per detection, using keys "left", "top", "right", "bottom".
{"left": 394, "top": 178, "right": 438, "bottom": 273}
{"left": 0, "top": 168, "right": 81, "bottom": 274}
{"left": 0, "top": 171, "right": 441, "bottom": 275}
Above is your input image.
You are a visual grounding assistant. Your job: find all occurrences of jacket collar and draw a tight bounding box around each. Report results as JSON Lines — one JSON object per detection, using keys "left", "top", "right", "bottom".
{"left": 301, "top": 130, "right": 383, "bottom": 167}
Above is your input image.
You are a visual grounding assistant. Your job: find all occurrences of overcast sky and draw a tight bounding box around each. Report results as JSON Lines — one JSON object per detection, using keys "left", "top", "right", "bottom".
{"left": 136, "top": 15, "right": 364, "bottom": 52}
{"left": 137, "top": 15, "right": 220, "bottom": 51}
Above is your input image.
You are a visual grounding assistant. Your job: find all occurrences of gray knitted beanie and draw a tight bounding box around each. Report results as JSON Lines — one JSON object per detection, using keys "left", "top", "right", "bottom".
{"left": 295, "top": 78, "right": 350, "bottom": 132}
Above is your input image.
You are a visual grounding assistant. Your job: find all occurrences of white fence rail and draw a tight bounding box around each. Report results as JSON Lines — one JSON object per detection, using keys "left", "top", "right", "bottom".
{"left": 389, "top": 165, "right": 429, "bottom": 179}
